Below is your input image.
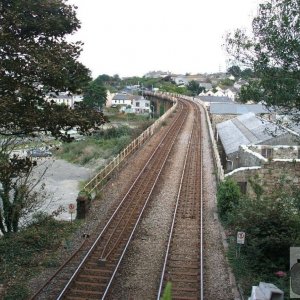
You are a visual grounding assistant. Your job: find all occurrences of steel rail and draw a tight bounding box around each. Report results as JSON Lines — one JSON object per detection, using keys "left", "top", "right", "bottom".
{"left": 157, "top": 99, "right": 203, "bottom": 299}
{"left": 56, "top": 101, "right": 188, "bottom": 299}
{"left": 101, "top": 107, "right": 189, "bottom": 299}
{"left": 156, "top": 112, "right": 193, "bottom": 299}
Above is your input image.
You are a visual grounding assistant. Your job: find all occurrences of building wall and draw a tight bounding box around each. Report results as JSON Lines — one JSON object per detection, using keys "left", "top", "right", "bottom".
{"left": 238, "top": 146, "right": 264, "bottom": 168}
{"left": 211, "top": 114, "right": 236, "bottom": 132}
{"left": 226, "top": 160, "right": 300, "bottom": 198}
{"left": 247, "top": 145, "right": 299, "bottom": 160}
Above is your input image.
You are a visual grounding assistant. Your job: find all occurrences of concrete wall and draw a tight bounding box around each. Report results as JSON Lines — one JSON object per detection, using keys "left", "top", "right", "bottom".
{"left": 226, "top": 160, "right": 300, "bottom": 198}
{"left": 248, "top": 145, "right": 300, "bottom": 160}
{"left": 238, "top": 146, "right": 265, "bottom": 168}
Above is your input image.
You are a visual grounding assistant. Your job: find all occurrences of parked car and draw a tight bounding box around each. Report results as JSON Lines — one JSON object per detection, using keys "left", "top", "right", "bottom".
{"left": 27, "top": 149, "right": 52, "bottom": 157}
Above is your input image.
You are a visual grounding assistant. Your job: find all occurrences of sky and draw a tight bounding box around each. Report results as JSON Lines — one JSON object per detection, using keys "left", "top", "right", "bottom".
{"left": 67, "top": 0, "right": 262, "bottom": 78}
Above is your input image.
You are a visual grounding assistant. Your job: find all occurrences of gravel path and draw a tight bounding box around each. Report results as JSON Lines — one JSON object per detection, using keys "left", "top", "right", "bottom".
{"left": 197, "top": 103, "right": 235, "bottom": 300}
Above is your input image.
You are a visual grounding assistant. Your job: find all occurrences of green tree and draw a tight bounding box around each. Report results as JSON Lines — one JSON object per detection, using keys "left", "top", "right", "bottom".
{"left": 227, "top": 65, "right": 241, "bottom": 78}
{"left": 240, "top": 68, "right": 254, "bottom": 79}
{"left": 0, "top": 0, "right": 107, "bottom": 235}
{"left": 227, "top": 188, "right": 300, "bottom": 271}
{"left": 217, "top": 179, "right": 241, "bottom": 221}
{"left": 225, "top": 0, "right": 300, "bottom": 123}
{"left": 186, "top": 80, "right": 205, "bottom": 96}
{"left": 83, "top": 80, "right": 107, "bottom": 110}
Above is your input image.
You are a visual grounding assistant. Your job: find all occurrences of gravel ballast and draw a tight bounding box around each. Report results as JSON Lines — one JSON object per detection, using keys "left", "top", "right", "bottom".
{"left": 29, "top": 102, "right": 236, "bottom": 299}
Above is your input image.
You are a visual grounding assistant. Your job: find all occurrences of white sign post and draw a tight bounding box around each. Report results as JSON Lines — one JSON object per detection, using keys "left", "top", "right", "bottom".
{"left": 236, "top": 231, "right": 246, "bottom": 258}
{"left": 68, "top": 203, "right": 76, "bottom": 222}
{"left": 237, "top": 231, "right": 245, "bottom": 244}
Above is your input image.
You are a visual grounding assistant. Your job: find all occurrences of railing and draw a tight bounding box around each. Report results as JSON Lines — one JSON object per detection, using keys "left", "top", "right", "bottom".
{"left": 83, "top": 93, "right": 177, "bottom": 195}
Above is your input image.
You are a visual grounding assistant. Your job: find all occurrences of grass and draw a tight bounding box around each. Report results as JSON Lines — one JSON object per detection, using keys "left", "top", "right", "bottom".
{"left": 55, "top": 135, "right": 131, "bottom": 166}
{"left": 0, "top": 213, "right": 81, "bottom": 300}
{"left": 54, "top": 122, "right": 153, "bottom": 167}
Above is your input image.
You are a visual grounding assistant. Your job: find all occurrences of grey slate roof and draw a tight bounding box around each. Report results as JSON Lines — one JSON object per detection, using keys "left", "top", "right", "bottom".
{"left": 210, "top": 103, "right": 270, "bottom": 115}
{"left": 198, "top": 96, "right": 233, "bottom": 103}
{"left": 216, "top": 113, "right": 286, "bottom": 155}
{"left": 112, "top": 93, "right": 134, "bottom": 100}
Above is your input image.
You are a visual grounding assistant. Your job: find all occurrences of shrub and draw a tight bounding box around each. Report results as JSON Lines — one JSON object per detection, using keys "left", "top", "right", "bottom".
{"left": 228, "top": 193, "right": 300, "bottom": 271}
{"left": 217, "top": 178, "right": 241, "bottom": 221}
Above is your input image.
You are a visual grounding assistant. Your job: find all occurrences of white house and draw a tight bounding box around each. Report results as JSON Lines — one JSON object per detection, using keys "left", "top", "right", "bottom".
{"left": 174, "top": 76, "right": 189, "bottom": 86}
{"left": 111, "top": 93, "right": 134, "bottom": 108}
{"left": 46, "top": 92, "right": 83, "bottom": 108}
{"left": 214, "top": 89, "right": 226, "bottom": 97}
{"left": 225, "top": 87, "right": 239, "bottom": 101}
{"left": 132, "top": 96, "right": 151, "bottom": 113}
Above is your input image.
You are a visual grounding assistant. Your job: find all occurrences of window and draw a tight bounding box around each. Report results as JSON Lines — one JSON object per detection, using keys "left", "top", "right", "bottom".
{"left": 261, "top": 148, "right": 273, "bottom": 158}
{"left": 238, "top": 182, "right": 247, "bottom": 194}
{"left": 298, "top": 149, "right": 300, "bottom": 159}
{"left": 136, "top": 102, "right": 140, "bottom": 107}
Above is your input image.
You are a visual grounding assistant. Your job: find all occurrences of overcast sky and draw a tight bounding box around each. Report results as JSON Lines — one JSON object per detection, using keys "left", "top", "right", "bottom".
{"left": 67, "top": 0, "right": 261, "bottom": 78}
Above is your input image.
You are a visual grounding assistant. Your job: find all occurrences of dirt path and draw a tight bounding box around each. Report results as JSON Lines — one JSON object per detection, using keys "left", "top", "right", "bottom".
{"left": 33, "top": 158, "right": 94, "bottom": 220}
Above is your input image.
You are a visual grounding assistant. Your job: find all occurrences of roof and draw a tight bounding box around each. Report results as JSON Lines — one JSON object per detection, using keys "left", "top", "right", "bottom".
{"left": 112, "top": 93, "right": 134, "bottom": 100}
{"left": 210, "top": 103, "right": 270, "bottom": 115}
{"left": 198, "top": 96, "right": 233, "bottom": 103}
{"left": 216, "top": 113, "right": 289, "bottom": 155}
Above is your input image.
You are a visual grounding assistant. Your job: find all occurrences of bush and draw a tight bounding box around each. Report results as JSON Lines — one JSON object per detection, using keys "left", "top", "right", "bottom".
{"left": 225, "top": 178, "right": 300, "bottom": 298}
{"left": 227, "top": 194, "right": 300, "bottom": 271}
{"left": 217, "top": 178, "right": 241, "bottom": 221}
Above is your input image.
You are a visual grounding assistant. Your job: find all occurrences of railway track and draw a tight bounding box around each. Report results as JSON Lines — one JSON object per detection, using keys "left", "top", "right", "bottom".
{"left": 32, "top": 99, "right": 190, "bottom": 299}
{"left": 157, "top": 99, "right": 203, "bottom": 300}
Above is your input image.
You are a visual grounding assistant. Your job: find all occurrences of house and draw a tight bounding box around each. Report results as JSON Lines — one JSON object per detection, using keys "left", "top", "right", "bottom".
{"left": 209, "top": 102, "right": 273, "bottom": 132}
{"left": 198, "top": 82, "right": 213, "bottom": 90}
{"left": 216, "top": 112, "right": 299, "bottom": 172}
{"left": 112, "top": 94, "right": 151, "bottom": 114}
{"left": 132, "top": 96, "right": 151, "bottom": 114}
{"left": 197, "top": 96, "right": 233, "bottom": 107}
{"left": 46, "top": 92, "right": 83, "bottom": 108}
{"left": 214, "top": 89, "right": 226, "bottom": 97}
{"left": 210, "top": 103, "right": 269, "bottom": 115}
{"left": 174, "top": 76, "right": 189, "bottom": 86}
{"left": 144, "top": 71, "right": 171, "bottom": 78}
{"left": 111, "top": 93, "right": 134, "bottom": 108}
{"left": 225, "top": 87, "right": 239, "bottom": 101}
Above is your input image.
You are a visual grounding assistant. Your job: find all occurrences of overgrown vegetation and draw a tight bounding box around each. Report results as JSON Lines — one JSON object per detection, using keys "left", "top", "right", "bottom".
{"left": 0, "top": 213, "right": 80, "bottom": 299}
{"left": 217, "top": 177, "right": 300, "bottom": 299}
{"left": 55, "top": 121, "right": 153, "bottom": 166}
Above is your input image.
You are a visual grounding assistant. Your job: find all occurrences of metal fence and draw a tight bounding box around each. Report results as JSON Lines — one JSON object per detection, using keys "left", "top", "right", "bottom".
{"left": 83, "top": 93, "right": 177, "bottom": 195}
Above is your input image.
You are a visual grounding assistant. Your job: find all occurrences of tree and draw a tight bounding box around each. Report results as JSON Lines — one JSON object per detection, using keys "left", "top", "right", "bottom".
{"left": 227, "top": 65, "right": 241, "bottom": 78}
{"left": 225, "top": 0, "right": 300, "bottom": 123}
{"left": 186, "top": 80, "right": 205, "bottom": 96}
{"left": 227, "top": 178, "right": 300, "bottom": 271}
{"left": 217, "top": 179, "right": 241, "bottom": 221}
{"left": 240, "top": 68, "right": 254, "bottom": 79}
{"left": 83, "top": 80, "right": 107, "bottom": 110}
{"left": 0, "top": 0, "right": 107, "bottom": 234}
